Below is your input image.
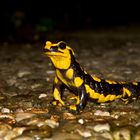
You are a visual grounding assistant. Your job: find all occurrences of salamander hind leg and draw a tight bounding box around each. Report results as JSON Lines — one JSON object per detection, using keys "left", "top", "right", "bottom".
{"left": 69, "top": 87, "right": 88, "bottom": 113}
{"left": 121, "top": 84, "right": 139, "bottom": 104}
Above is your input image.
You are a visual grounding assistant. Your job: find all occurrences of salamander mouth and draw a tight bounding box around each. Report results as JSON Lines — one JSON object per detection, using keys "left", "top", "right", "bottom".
{"left": 43, "top": 48, "right": 50, "bottom": 53}
{"left": 44, "top": 48, "right": 67, "bottom": 57}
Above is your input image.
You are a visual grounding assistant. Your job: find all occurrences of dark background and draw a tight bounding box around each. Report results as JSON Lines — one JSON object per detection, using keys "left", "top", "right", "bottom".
{"left": 0, "top": 1, "right": 140, "bottom": 42}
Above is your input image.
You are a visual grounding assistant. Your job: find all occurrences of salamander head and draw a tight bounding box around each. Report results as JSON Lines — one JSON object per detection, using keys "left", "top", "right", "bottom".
{"left": 44, "top": 41, "right": 75, "bottom": 69}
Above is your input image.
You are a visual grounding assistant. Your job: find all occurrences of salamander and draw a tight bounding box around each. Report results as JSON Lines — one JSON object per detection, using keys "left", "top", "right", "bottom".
{"left": 44, "top": 41, "right": 140, "bottom": 112}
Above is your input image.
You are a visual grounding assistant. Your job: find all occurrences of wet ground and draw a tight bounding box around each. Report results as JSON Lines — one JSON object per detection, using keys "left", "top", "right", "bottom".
{"left": 0, "top": 28, "right": 140, "bottom": 139}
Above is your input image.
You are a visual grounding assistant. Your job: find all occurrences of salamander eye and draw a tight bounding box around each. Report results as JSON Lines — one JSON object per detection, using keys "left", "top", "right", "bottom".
{"left": 59, "top": 42, "right": 66, "bottom": 49}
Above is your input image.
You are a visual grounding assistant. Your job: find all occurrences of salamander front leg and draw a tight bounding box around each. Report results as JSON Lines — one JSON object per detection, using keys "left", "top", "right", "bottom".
{"left": 52, "top": 76, "right": 65, "bottom": 106}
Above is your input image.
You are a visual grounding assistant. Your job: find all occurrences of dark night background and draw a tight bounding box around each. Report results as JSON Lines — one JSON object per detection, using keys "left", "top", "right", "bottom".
{"left": 0, "top": 1, "right": 140, "bottom": 42}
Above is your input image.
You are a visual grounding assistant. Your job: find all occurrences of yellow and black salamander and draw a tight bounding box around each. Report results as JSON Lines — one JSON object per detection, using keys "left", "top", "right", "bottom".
{"left": 44, "top": 41, "right": 140, "bottom": 112}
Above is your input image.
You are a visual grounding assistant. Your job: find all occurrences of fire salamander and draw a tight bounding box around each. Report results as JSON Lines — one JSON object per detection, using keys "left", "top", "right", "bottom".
{"left": 44, "top": 41, "right": 140, "bottom": 112}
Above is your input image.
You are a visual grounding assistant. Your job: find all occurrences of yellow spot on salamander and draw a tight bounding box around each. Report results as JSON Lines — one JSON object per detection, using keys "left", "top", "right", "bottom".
{"left": 92, "top": 76, "right": 101, "bottom": 82}
{"left": 54, "top": 76, "right": 58, "bottom": 84}
{"left": 56, "top": 69, "right": 68, "bottom": 86}
{"left": 123, "top": 87, "right": 131, "bottom": 97}
{"left": 98, "top": 94, "right": 105, "bottom": 102}
{"left": 66, "top": 68, "right": 74, "bottom": 79}
{"left": 116, "top": 95, "right": 122, "bottom": 99}
{"left": 110, "top": 95, "right": 116, "bottom": 101}
{"left": 85, "top": 84, "right": 100, "bottom": 99}
{"left": 53, "top": 88, "right": 64, "bottom": 105}
{"left": 132, "top": 82, "right": 138, "bottom": 85}
{"left": 69, "top": 105, "right": 77, "bottom": 111}
{"left": 85, "top": 84, "right": 90, "bottom": 93}
{"left": 93, "top": 92, "right": 100, "bottom": 99}
{"left": 74, "top": 77, "right": 83, "bottom": 87}
{"left": 118, "top": 81, "right": 127, "bottom": 84}
{"left": 104, "top": 95, "right": 111, "bottom": 102}
{"left": 84, "top": 71, "right": 87, "bottom": 74}
{"left": 106, "top": 80, "right": 117, "bottom": 84}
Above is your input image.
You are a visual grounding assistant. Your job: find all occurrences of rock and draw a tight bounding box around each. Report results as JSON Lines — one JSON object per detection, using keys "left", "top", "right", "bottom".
{"left": 15, "top": 113, "right": 36, "bottom": 122}
{"left": 113, "top": 129, "right": 131, "bottom": 140}
{"left": 78, "top": 119, "right": 84, "bottom": 124}
{"left": 0, "top": 123, "right": 12, "bottom": 137}
{"left": 31, "top": 84, "right": 42, "bottom": 89}
{"left": 1, "top": 108, "right": 10, "bottom": 114}
{"left": 39, "top": 93, "right": 47, "bottom": 99}
{"left": 45, "top": 119, "right": 59, "bottom": 128}
{"left": 4, "top": 127, "right": 26, "bottom": 140}
{"left": 93, "top": 123, "right": 110, "bottom": 132}
{"left": 17, "top": 71, "right": 31, "bottom": 78}
{"left": 63, "top": 112, "right": 76, "bottom": 120}
{"left": 76, "top": 129, "right": 92, "bottom": 138}
{"left": 94, "top": 110, "right": 110, "bottom": 117}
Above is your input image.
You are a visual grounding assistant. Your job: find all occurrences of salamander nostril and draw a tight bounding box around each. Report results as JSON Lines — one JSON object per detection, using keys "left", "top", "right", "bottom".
{"left": 50, "top": 46, "right": 58, "bottom": 52}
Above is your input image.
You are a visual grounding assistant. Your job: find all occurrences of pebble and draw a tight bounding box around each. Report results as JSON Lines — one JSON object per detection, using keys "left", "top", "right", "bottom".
{"left": 1, "top": 108, "right": 10, "bottom": 114}
{"left": 100, "top": 131, "right": 113, "bottom": 140}
{"left": 113, "top": 129, "right": 131, "bottom": 140}
{"left": 94, "top": 110, "right": 110, "bottom": 117}
{"left": 31, "top": 83, "right": 42, "bottom": 89}
{"left": 76, "top": 129, "right": 92, "bottom": 138}
{"left": 63, "top": 112, "right": 76, "bottom": 120}
{"left": 6, "top": 77, "right": 17, "bottom": 86}
{"left": 22, "top": 126, "right": 52, "bottom": 139}
{"left": 46, "top": 70, "right": 55, "bottom": 74}
{"left": 0, "top": 114, "right": 14, "bottom": 120}
{"left": 4, "top": 127, "right": 26, "bottom": 140}
{"left": 93, "top": 123, "right": 110, "bottom": 132}
{"left": 17, "top": 71, "right": 31, "bottom": 78}
{"left": 39, "top": 93, "right": 47, "bottom": 99}
{"left": 0, "top": 123, "right": 12, "bottom": 137}
{"left": 78, "top": 119, "right": 84, "bottom": 124}
{"left": 45, "top": 119, "right": 59, "bottom": 128}
{"left": 15, "top": 113, "right": 36, "bottom": 122}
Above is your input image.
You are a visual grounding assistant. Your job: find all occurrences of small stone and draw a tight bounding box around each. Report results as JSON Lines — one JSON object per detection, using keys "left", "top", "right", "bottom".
{"left": 94, "top": 110, "right": 110, "bottom": 117}
{"left": 39, "top": 93, "right": 47, "bottom": 99}
{"left": 31, "top": 83, "right": 42, "bottom": 89}
{"left": 15, "top": 113, "right": 35, "bottom": 122}
{"left": 17, "top": 71, "right": 31, "bottom": 78}
{"left": 46, "top": 77, "right": 50, "bottom": 81}
{"left": 15, "top": 109, "right": 24, "bottom": 113}
{"left": 50, "top": 115, "right": 60, "bottom": 122}
{"left": 0, "top": 123, "right": 12, "bottom": 137}
{"left": 4, "top": 127, "right": 26, "bottom": 140}
{"left": 101, "top": 131, "right": 113, "bottom": 140}
{"left": 78, "top": 119, "right": 84, "bottom": 124}
{"left": 76, "top": 129, "right": 92, "bottom": 138}
{"left": 45, "top": 119, "right": 59, "bottom": 128}
{"left": 63, "top": 112, "right": 76, "bottom": 120}
{"left": 46, "top": 70, "right": 55, "bottom": 74}
{"left": 7, "top": 77, "right": 17, "bottom": 86}
{"left": 113, "top": 129, "right": 131, "bottom": 140}
{"left": 1, "top": 108, "right": 10, "bottom": 114}
{"left": 93, "top": 123, "right": 110, "bottom": 132}
{"left": 0, "top": 114, "right": 15, "bottom": 125}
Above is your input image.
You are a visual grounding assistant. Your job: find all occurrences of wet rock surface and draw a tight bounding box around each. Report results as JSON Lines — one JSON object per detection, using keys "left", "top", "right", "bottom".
{"left": 0, "top": 29, "right": 140, "bottom": 139}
